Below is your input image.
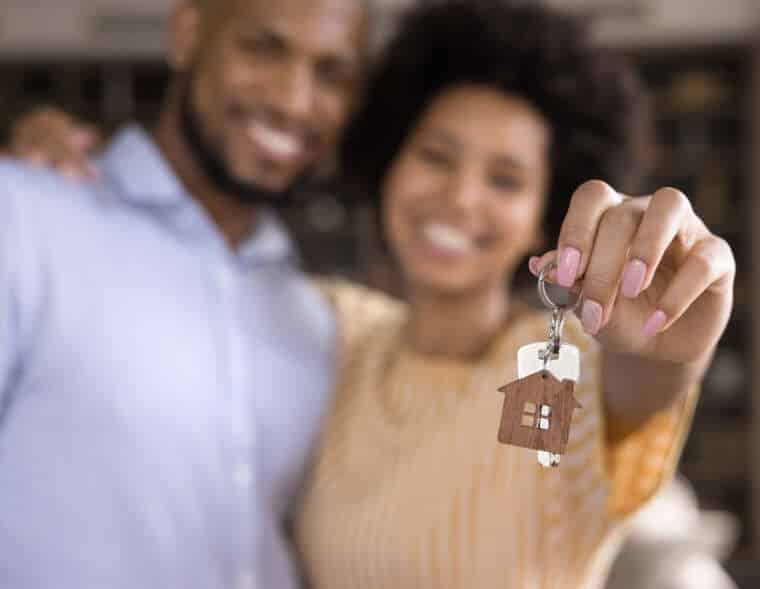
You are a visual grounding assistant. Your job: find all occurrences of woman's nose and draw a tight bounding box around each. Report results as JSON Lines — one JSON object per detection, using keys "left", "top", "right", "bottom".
{"left": 446, "top": 166, "right": 483, "bottom": 211}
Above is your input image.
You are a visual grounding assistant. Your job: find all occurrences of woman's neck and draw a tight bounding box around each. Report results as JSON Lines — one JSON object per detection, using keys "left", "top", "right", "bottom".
{"left": 405, "top": 283, "right": 511, "bottom": 360}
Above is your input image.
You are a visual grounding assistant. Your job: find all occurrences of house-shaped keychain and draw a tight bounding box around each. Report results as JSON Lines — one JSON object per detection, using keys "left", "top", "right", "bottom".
{"left": 497, "top": 370, "right": 581, "bottom": 465}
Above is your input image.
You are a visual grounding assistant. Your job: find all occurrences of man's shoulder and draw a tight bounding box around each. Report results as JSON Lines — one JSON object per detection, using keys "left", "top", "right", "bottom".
{"left": 0, "top": 157, "right": 99, "bottom": 195}
{"left": 0, "top": 158, "right": 113, "bottom": 228}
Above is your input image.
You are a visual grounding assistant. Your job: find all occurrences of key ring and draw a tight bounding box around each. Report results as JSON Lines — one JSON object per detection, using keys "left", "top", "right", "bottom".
{"left": 537, "top": 261, "right": 583, "bottom": 364}
{"left": 537, "top": 261, "right": 583, "bottom": 314}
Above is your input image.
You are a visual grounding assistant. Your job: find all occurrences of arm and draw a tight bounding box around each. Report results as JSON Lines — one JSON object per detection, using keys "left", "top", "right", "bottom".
{"left": 601, "top": 347, "right": 710, "bottom": 431}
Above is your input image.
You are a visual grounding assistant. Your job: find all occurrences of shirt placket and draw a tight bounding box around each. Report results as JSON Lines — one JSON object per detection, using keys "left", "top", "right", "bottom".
{"left": 215, "top": 257, "right": 257, "bottom": 589}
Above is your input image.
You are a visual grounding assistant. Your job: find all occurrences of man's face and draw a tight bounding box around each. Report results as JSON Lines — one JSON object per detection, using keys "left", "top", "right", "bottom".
{"left": 174, "top": 0, "right": 365, "bottom": 197}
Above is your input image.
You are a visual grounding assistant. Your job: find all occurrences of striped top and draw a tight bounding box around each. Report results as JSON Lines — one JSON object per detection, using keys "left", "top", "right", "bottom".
{"left": 295, "top": 280, "right": 698, "bottom": 589}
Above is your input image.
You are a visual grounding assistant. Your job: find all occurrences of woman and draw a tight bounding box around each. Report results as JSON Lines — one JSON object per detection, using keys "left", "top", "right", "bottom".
{"left": 293, "top": 1, "right": 733, "bottom": 588}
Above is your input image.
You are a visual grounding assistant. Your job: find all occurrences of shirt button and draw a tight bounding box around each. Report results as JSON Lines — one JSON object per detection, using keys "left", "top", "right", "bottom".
{"left": 233, "top": 464, "right": 252, "bottom": 488}
{"left": 237, "top": 571, "right": 255, "bottom": 589}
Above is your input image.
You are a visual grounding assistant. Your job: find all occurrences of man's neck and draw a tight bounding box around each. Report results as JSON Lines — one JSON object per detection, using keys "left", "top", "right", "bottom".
{"left": 152, "top": 101, "right": 259, "bottom": 250}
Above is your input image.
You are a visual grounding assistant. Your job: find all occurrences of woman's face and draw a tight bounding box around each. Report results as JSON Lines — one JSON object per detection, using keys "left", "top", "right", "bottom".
{"left": 383, "top": 85, "right": 550, "bottom": 297}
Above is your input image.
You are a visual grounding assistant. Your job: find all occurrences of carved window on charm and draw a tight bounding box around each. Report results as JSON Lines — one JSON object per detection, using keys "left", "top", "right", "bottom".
{"left": 521, "top": 402, "right": 552, "bottom": 429}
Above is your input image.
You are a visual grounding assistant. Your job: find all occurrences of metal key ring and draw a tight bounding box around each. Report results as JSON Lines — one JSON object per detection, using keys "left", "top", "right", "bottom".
{"left": 537, "top": 261, "right": 583, "bottom": 313}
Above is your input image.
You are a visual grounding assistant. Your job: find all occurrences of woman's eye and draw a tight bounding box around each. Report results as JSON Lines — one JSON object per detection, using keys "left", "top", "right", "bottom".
{"left": 490, "top": 174, "right": 523, "bottom": 192}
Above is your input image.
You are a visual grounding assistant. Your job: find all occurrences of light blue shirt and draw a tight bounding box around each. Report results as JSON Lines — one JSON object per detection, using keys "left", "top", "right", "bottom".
{"left": 0, "top": 126, "right": 335, "bottom": 589}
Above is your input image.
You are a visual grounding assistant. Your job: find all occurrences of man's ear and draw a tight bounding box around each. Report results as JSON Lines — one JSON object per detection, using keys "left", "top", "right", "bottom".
{"left": 169, "top": 2, "right": 203, "bottom": 71}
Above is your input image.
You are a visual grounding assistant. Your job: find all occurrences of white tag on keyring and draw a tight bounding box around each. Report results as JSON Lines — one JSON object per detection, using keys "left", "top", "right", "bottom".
{"left": 517, "top": 342, "right": 580, "bottom": 466}
{"left": 497, "top": 263, "right": 583, "bottom": 467}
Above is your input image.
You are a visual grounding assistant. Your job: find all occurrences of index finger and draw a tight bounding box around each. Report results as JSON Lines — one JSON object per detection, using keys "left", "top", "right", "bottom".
{"left": 555, "top": 180, "right": 623, "bottom": 287}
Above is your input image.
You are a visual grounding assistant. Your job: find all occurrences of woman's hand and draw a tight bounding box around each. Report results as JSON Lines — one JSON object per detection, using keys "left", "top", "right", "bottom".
{"left": 8, "top": 105, "right": 100, "bottom": 180}
{"left": 530, "top": 180, "right": 735, "bottom": 367}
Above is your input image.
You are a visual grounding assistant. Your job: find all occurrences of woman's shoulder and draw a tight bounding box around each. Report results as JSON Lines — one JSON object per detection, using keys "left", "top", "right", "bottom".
{"left": 310, "top": 275, "right": 407, "bottom": 342}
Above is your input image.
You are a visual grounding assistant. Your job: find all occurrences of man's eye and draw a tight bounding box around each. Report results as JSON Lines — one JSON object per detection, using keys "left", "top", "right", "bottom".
{"left": 238, "top": 36, "right": 284, "bottom": 58}
{"left": 417, "top": 146, "right": 452, "bottom": 167}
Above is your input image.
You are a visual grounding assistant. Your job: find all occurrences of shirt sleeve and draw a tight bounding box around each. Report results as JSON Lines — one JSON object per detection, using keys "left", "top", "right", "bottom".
{"left": 562, "top": 314, "right": 699, "bottom": 520}
{"left": 604, "top": 383, "right": 699, "bottom": 519}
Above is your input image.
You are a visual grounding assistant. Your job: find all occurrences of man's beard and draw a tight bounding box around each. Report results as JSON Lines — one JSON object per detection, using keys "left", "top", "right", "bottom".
{"left": 179, "top": 80, "right": 314, "bottom": 209}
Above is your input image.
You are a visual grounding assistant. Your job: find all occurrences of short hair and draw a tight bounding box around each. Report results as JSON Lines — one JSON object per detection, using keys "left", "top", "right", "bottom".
{"left": 338, "top": 0, "right": 651, "bottom": 241}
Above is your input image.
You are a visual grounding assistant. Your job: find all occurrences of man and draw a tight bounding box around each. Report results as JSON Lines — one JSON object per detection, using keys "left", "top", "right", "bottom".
{"left": 0, "top": 0, "right": 367, "bottom": 587}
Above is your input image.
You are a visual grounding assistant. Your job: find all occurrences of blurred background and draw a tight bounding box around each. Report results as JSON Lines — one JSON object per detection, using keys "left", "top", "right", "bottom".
{"left": 1, "top": 0, "right": 759, "bottom": 586}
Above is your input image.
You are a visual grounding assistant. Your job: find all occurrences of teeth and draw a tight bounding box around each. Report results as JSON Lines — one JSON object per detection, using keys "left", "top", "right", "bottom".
{"left": 422, "top": 222, "right": 474, "bottom": 253}
{"left": 247, "top": 123, "right": 302, "bottom": 158}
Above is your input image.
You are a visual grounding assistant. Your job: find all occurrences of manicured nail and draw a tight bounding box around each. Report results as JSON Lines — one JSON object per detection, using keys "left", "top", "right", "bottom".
{"left": 581, "top": 299, "right": 603, "bottom": 335}
{"left": 621, "top": 259, "right": 647, "bottom": 298}
{"left": 642, "top": 310, "right": 667, "bottom": 337}
{"left": 557, "top": 247, "right": 581, "bottom": 288}
{"left": 529, "top": 257, "right": 539, "bottom": 274}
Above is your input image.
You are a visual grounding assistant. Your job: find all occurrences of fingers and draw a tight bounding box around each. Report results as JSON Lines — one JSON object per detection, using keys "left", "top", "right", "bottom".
{"left": 10, "top": 106, "right": 100, "bottom": 180}
{"left": 621, "top": 188, "right": 693, "bottom": 299}
{"left": 644, "top": 236, "right": 735, "bottom": 336}
{"left": 556, "top": 180, "right": 623, "bottom": 288}
{"left": 579, "top": 200, "right": 644, "bottom": 334}
{"left": 529, "top": 181, "right": 730, "bottom": 338}
{"left": 528, "top": 250, "right": 558, "bottom": 282}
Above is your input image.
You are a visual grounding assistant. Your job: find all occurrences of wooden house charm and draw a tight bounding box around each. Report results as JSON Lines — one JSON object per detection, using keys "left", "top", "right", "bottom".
{"left": 497, "top": 370, "right": 581, "bottom": 456}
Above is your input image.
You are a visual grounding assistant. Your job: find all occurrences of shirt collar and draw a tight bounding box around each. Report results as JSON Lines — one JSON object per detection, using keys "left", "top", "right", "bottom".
{"left": 97, "top": 124, "right": 187, "bottom": 208}
{"left": 97, "top": 124, "right": 297, "bottom": 267}
{"left": 238, "top": 208, "right": 299, "bottom": 267}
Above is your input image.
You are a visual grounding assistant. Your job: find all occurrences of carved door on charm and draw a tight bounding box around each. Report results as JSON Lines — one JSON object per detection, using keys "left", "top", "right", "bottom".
{"left": 497, "top": 371, "right": 581, "bottom": 455}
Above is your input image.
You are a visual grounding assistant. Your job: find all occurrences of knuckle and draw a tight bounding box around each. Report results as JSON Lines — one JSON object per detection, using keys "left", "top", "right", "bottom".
{"left": 709, "top": 236, "right": 736, "bottom": 274}
{"left": 691, "top": 251, "right": 714, "bottom": 276}
{"left": 571, "top": 180, "right": 619, "bottom": 209}
{"left": 654, "top": 187, "right": 692, "bottom": 215}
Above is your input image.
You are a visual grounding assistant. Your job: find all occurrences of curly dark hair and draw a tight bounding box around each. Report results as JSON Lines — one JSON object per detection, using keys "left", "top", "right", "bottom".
{"left": 338, "top": 0, "right": 651, "bottom": 243}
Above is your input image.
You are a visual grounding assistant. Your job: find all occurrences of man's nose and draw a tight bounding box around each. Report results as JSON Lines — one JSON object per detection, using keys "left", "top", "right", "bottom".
{"left": 274, "top": 62, "right": 316, "bottom": 122}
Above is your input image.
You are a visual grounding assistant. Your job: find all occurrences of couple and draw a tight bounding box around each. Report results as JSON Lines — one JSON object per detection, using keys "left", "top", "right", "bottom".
{"left": 1, "top": 0, "right": 735, "bottom": 588}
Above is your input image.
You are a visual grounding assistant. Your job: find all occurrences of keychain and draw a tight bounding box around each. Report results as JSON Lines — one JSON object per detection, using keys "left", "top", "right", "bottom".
{"left": 497, "top": 262, "right": 583, "bottom": 467}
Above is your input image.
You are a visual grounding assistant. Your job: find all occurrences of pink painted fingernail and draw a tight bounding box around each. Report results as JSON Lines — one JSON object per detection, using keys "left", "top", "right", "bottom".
{"left": 557, "top": 247, "right": 581, "bottom": 287}
{"left": 621, "top": 259, "right": 647, "bottom": 298}
{"left": 581, "top": 299, "right": 603, "bottom": 335}
{"left": 529, "top": 257, "right": 539, "bottom": 274}
{"left": 642, "top": 310, "right": 667, "bottom": 337}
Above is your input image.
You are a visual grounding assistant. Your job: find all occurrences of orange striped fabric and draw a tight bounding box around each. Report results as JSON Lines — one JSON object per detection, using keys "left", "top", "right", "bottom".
{"left": 295, "top": 280, "right": 698, "bottom": 589}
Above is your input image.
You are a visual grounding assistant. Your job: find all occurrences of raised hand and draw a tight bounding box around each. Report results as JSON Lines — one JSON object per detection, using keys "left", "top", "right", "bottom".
{"left": 8, "top": 105, "right": 101, "bottom": 180}
{"left": 530, "top": 180, "right": 735, "bottom": 367}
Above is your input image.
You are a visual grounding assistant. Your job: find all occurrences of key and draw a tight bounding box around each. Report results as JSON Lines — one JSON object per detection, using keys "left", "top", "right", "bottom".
{"left": 497, "top": 262, "right": 582, "bottom": 467}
